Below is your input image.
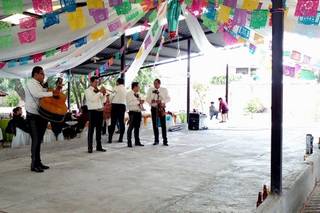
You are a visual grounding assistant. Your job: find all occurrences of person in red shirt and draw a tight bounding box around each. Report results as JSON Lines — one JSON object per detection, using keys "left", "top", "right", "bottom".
{"left": 218, "top": 97, "right": 229, "bottom": 123}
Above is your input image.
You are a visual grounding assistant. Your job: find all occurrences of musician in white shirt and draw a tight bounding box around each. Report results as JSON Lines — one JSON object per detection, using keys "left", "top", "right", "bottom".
{"left": 108, "top": 78, "right": 126, "bottom": 143}
{"left": 126, "top": 82, "right": 144, "bottom": 147}
{"left": 25, "top": 66, "right": 58, "bottom": 173}
{"left": 84, "top": 76, "right": 107, "bottom": 153}
{"left": 146, "top": 79, "right": 170, "bottom": 146}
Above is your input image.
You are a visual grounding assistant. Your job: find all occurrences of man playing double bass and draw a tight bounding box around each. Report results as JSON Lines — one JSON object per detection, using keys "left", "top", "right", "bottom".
{"left": 146, "top": 79, "right": 171, "bottom": 146}
{"left": 25, "top": 66, "right": 60, "bottom": 173}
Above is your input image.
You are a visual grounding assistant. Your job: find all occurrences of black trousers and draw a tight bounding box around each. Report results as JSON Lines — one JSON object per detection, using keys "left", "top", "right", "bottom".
{"left": 27, "top": 112, "right": 48, "bottom": 168}
{"left": 151, "top": 107, "right": 167, "bottom": 143}
{"left": 88, "top": 110, "right": 103, "bottom": 150}
{"left": 108, "top": 104, "right": 126, "bottom": 141}
{"left": 127, "top": 111, "right": 142, "bottom": 146}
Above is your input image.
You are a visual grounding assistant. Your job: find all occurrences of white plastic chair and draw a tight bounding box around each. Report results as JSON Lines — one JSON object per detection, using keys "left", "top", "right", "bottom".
{"left": 43, "top": 129, "right": 55, "bottom": 144}
{"left": 11, "top": 128, "right": 31, "bottom": 148}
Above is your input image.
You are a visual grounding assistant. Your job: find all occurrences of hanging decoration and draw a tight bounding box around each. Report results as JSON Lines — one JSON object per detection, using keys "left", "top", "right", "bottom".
{"left": 19, "top": 17, "right": 37, "bottom": 29}
{"left": 18, "top": 29, "right": 37, "bottom": 44}
{"left": 90, "top": 8, "right": 109, "bottom": 23}
{"left": 166, "top": 0, "right": 182, "bottom": 38}
{"left": 294, "top": 0, "right": 319, "bottom": 17}
{"left": 67, "top": 8, "right": 87, "bottom": 31}
{"left": 60, "top": 0, "right": 77, "bottom": 12}
{"left": 43, "top": 12, "right": 60, "bottom": 29}
{"left": 250, "top": 10, "right": 269, "bottom": 29}
{"left": 0, "top": 35, "right": 13, "bottom": 49}
{"left": 87, "top": 0, "right": 105, "bottom": 9}
{"left": 1, "top": 0, "right": 24, "bottom": 15}
{"left": 32, "top": 0, "right": 53, "bottom": 14}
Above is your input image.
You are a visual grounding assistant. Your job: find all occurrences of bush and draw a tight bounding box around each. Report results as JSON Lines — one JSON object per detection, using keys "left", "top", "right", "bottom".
{"left": 178, "top": 113, "right": 187, "bottom": 123}
{"left": 4, "top": 92, "right": 20, "bottom": 107}
{"left": 245, "top": 98, "right": 267, "bottom": 113}
{"left": 210, "top": 75, "right": 242, "bottom": 85}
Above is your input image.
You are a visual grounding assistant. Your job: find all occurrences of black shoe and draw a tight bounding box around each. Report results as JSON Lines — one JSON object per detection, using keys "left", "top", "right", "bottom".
{"left": 163, "top": 143, "right": 169, "bottom": 146}
{"left": 88, "top": 149, "right": 93, "bottom": 153}
{"left": 135, "top": 143, "right": 144, "bottom": 146}
{"left": 107, "top": 141, "right": 112, "bottom": 143}
{"left": 115, "top": 130, "right": 120, "bottom": 134}
{"left": 153, "top": 142, "right": 159, "bottom": 145}
{"left": 118, "top": 139, "right": 123, "bottom": 143}
{"left": 39, "top": 164, "right": 50, "bottom": 170}
{"left": 31, "top": 167, "right": 44, "bottom": 173}
{"left": 128, "top": 144, "right": 133, "bottom": 148}
{"left": 96, "top": 148, "right": 106, "bottom": 152}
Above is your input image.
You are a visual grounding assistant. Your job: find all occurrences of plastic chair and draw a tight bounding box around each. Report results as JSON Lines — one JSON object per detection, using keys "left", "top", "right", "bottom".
{"left": 11, "top": 128, "right": 31, "bottom": 148}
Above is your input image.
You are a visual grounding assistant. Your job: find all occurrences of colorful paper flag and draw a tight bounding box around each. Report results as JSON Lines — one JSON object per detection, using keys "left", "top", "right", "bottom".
{"left": 250, "top": 10, "right": 268, "bottom": 29}
{"left": 32, "top": 0, "right": 53, "bottom": 14}
{"left": 223, "top": 31, "right": 238, "bottom": 45}
{"left": 132, "top": 32, "right": 140, "bottom": 41}
{"left": 60, "top": 43, "right": 70, "bottom": 52}
{"left": 224, "top": 0, "right": 237, "bottom": 8}
{"left": 136, "top": 48, "right": 143, "bottom": 59}
{"left": 33, "top": 53, "right": 43, "bottom": 63}
{"left": 90, "top": 8, "right": 109, "bottom": 23}
{"left": 19, "top": 17, "right": 37, "bottom": 29}
{"left": 283, "top": 65, "right": 295, "bottom": 77}
{"left": 0, "top": 62, "right": 6, "bottom": 69}
{"left": 18, "top": 29, "right": 37, "bottom": 44}
{"left": 114, "top": 1, "right": 132, "bottom": 15}
{"left": 0, "top": 35, "right": 12, "bottom": 49}
{"left": 45, "top": 48, "right": 57, "bottom": 57}
{"left": 67, "top": 8, "right": 87, "bottom": 31}
{"left": 253, "top": 33, "right": 264, "bottom": 44}
{"left": 148, "top": 10, "right": 157, "bottom": 22}
{"left": 303, "top": 55, "right": 311, "bottom": 64}
{"left": 2, "top": 0, "right": 23, "bottom": 15}
{"left": 87, "top": 0, "right": 104, "bottom": 9}
{"left": 75, "top": 37, "right": 87, "bottom": 48}
{"left": 144, "top": 35, "right": 152, "bottom": 49}
{"left": 60, "top": 0, "right": 77, "bottom": 12}
{"left": 241, "top": 0, "right": 259, "bottom": 11}
{"left": 90, "top": 28, "right": 105, "bottom": 40}
{"left": 151, "top": 21, "right": 159, "bottom": 37}
{"left": 126, "top": 38, "right": 132, "bottom": 48}
{"left": 237, "top": 26, "right": 250, "bottom": 39}
{"left": 8, "top": 60, "right": 17, "bottom": 68}
{"left": 203, "top": 5, "right": 216, "bottom": 20}
{"left": 126, "top": 10, "right": 142, "bottom": 22}
{"left": 19, "top": 56, "right": 30, "bottom": 65}
{"left": 232, "top": 9, "right": 247, "bottom": 26}
{"left": 217, "top": 5, "right": 231, "bottom": 24}
{"left": 109, "top": 0, "right": 123, "bottom": 7}
{"left": 249, "top": 43, "right": 256, "bottom": 54}
{"left": 107, "top": 18, "right": 122, "bottom": 32}
{"left": 294, "top": 0, "right": 319, "bottom": 17}
{"left": 43, "top": 12, "right": 60, "bottom": 29}
{"left": 0, "top": 21, "right": 11, "bottom": 32}
{"left": 291, "top": 50, "right": 301, "bottom": 61}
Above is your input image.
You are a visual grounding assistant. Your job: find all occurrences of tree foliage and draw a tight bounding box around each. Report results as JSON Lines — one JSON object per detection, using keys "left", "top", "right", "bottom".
{"left": 133, "top": 67, "right": 158, "bottom": 95}
{"left": 192, "top": 83, "right": 208, "bottom": 112}
{"left": 210, "top": 75, "right": 241, "bottom": 85}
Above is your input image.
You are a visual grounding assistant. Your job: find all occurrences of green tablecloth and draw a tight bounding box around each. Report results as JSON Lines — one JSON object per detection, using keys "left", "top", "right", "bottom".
{"left": 0, "top": 119, "right": 13, "bottom": 142}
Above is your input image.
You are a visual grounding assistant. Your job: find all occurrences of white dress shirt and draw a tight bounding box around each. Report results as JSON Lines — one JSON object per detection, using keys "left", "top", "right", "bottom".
{"left": 126, "top": 90, "right": 141, "bottom": 112}
{"left": 111, "top": 85, "right": 126, "bottom": 105}
{"left": 85, "top": 86, "right": 106, "bottom": 110}
{"left": 25, "top": 78, "right": 53, "bottom": 115}
{"left": 146, "top": 87, "right": 170, "bottom": 107}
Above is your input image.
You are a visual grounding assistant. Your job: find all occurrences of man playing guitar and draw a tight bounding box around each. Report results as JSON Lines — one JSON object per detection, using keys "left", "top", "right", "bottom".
{"left": 146, "top": 79, "right": 171, "bottom": 146}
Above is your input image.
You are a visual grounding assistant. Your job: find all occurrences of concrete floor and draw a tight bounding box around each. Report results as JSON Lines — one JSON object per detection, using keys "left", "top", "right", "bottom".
{"left": 0, "top": 120, "right": 317, "bottom": 213}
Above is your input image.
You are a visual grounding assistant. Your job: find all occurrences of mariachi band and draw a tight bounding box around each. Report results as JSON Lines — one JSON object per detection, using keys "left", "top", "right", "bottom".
{"left": 25, "top": 66, "right": 171, "bottom": 173}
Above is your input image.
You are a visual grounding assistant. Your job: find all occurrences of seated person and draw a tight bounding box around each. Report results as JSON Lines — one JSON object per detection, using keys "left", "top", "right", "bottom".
{"left": 209, "top": 102, "right": 219, "bottom": 120}
{"left": 5, "top": 107, "right": 29, "bottom": 135}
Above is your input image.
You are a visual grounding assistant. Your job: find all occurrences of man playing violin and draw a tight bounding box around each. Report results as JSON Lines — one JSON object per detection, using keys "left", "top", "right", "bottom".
{"left": 146, "top": 79, "right": 171, "bottom": 146}
{"left": 25, "top": 66, "right": 60, "bottom": 173}
{"left": 84, "top": 76, "right": 107, "bottom": 153}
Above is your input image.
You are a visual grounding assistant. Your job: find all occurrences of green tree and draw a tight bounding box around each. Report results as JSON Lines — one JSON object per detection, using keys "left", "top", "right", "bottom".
{"left": 210, "top": 75, "right": 241, "bottom": 85}
{"left": 133, "top": 67, "right": 158, "bottom": 95}
{"left": 4, "top": 92, "right": 20, "bottom": 107}
{"left": 192, "top": 83, "right": 208, "bottom": 112}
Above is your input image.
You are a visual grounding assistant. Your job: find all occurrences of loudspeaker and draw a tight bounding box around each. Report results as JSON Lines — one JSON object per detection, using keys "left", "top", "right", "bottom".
{"left": 188, "top": 113, "right": 200, "bottom": 130}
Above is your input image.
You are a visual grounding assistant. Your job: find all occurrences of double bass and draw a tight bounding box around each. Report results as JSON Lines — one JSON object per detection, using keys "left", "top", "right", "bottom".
{"left": 39, "top": 77, "right": 68, "bottom": 122}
